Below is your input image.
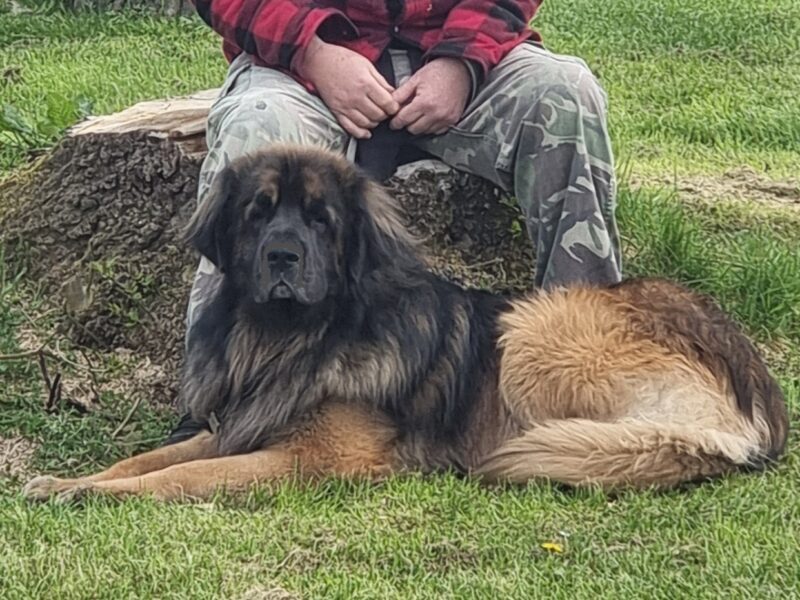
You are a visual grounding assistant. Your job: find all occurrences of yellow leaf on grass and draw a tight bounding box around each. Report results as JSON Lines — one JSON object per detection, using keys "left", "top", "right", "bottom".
{"left": 541, "top": 542, "right": 564, "bottom": 554}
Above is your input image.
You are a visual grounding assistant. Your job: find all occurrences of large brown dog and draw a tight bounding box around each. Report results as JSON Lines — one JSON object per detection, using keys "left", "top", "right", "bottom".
{"left": 24, "top": 145, "right": 788, "bottom": 502}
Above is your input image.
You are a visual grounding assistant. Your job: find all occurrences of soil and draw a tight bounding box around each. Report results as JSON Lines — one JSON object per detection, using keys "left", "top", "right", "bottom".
{"left": 631, "top": 167, "right": 800, "bottom": 211}
{"left": 0, "top": 435, "right": 37, "bottom": 480}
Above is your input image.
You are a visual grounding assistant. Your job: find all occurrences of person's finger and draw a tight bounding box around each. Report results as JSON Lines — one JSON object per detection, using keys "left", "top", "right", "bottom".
{"left": 406, "top": 114, "right": 440, "bottom": 135}
{"left": 337, "top": 113, "right": 371, "bottom": 139}
{"left": 366, "top": 86, "right": 400, "bottom": 116}
{"left": 346, "top": 109, "right": 379, "bottom": 129}
{"left": 389, "top": 99, "right": 425, "bottom": 130}
{"left": 391, "top": 79, "right": 417, "bottom": 106}
{"left": 430, "top": 122, "right": 450, "bottom": 136}
{"left": 357, "top": 98, "right": 389, "bottom": 123}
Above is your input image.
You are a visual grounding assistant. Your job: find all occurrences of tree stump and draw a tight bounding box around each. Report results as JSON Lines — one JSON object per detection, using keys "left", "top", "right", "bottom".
{"left": 0, "top": 90, "right": 532, "bottom": 405}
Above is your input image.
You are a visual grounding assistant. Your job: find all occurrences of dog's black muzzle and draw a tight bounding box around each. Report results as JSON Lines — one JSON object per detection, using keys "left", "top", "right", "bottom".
{"left": 256, "top": 235, "right": 305, "bottom": 302}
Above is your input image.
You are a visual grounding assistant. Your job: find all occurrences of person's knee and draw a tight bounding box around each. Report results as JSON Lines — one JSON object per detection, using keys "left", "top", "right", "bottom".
{"left": 210, "top": 87, "right": 345, "bottom": 153}
{"left": 210, "top": 88, "right": 293, "bottom": 142}
{"left": 560, "top": 59, "right": 606, "bottom": 107}
{"left": 511, "top": 54, "right": 608, "bottom": 120}
{"left": 508, "top": 56, "right": 614, "bottom": 173}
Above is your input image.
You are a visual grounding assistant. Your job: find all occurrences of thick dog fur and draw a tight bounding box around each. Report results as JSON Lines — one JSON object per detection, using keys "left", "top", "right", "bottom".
{"left": 24, "top": 145, "right": 789, "bottom": 502}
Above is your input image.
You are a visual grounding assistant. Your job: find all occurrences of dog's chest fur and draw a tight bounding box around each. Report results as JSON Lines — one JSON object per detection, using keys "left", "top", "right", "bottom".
{"left": 183, "top": 281, "right": 506, "bottom": 460}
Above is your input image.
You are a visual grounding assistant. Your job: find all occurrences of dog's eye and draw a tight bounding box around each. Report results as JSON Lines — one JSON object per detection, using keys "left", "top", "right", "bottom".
{"left": 248, "top": 193, "right": 273, "bottom": 220}
{"left": 247, "top": 194, "right": 275, "bottom": 223}
{"left": 310, "top": 216, "right": 328, "bottom": 232}
{"left": 247, "top": 206, "right": 266, "bottom": 222}
{"left": 255, "top": 192, "right": 273, "bottom": 207}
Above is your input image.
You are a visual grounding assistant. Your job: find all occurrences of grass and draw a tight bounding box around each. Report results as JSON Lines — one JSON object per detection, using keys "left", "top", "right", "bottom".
{"left": 3, "top": 466, "right": 800, "bottom": 598}
{"left": 618, "top": 187, "right": 800, "bottom": 342}
{"left": 2, "top": 0, "right": 799, "bottom": 175}
{"left": 0, "top": 0, "right": 799, "bottom": 598}
{"left": 0, "top": 251, "right": 173, "bottom": 477}
{"left": 0, "top": 13, "right": 225, "bottom": 172}
{"left": 538, "top": 0, "right": 800, "bottom": 177}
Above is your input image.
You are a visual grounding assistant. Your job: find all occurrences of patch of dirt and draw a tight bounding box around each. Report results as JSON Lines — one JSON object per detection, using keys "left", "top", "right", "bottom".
{"left": 0, "top": 435, "right": 38, "bottom": 480}
{"left": 106, "top": 348, "right": 172, "bottom": 405}
{"left": 14, "top": 321, "right": 173, "bottom": 415}
{"left": 631, "top": 167, "right": 800, "bottom": 210}
{"left": 757, "top": 339, "right": 800, "bottom": 381}
{"left": 238, "top": 587, "right": 300, "bottom": 600}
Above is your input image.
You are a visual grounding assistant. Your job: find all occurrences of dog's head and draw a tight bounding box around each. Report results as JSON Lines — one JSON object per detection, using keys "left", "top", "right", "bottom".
{"left": 185, "top": 144, "right": 418, "bottom": 309}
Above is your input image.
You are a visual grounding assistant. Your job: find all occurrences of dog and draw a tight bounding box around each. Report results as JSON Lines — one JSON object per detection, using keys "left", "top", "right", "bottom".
{"left": 24, "top": 144, "right": 789, "bottom": 502}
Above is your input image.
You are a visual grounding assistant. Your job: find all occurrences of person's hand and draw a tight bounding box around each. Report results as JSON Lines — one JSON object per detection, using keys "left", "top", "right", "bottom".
{"left": 389, "top": 58, "right": 471, "bottom": 135}
{"left": 294, "top": 37, "right": 400, "bottom": 139}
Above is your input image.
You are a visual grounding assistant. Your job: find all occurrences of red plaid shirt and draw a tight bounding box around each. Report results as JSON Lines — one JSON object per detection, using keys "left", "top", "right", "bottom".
{"left": 194, "top": 0, "right": 542, "bottom": 85}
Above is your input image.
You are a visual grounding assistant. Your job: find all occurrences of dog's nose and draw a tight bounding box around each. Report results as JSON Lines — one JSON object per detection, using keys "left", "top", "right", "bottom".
{"left": 267, "top": 248, "right": 300, "bottom": 268}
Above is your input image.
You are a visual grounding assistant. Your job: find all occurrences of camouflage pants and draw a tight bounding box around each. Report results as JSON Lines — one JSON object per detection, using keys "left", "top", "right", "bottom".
{"left": 187, "top": 42, "right": 622, "bottom": 332}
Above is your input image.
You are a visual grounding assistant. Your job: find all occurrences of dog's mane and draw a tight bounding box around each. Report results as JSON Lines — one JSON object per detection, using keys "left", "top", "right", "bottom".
{"left": 182, "top": 146, "right": 504, "bottom": 456}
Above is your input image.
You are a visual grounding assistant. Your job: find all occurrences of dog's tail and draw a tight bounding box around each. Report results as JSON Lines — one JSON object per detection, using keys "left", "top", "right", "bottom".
{"left": 476, "top": 419, "right": 763, "bottom": 489}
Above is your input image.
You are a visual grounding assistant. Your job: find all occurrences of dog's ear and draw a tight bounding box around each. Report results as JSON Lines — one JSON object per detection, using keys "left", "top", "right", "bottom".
{"left": 347, "top": 176, "right": 420, "bottom": 284}
{"left": 184, "top": 167, "right": 238, "bottom": 273}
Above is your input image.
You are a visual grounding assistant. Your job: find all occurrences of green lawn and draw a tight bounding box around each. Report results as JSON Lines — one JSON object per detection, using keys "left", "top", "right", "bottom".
{"left": 2, "top": 0, "right": 799, "bottom": 175}
{"left": 1, "top": 1, "right": 799, "bottom": 598}
{"left": 542, "top": 0, "right": 800, "bottom": 177}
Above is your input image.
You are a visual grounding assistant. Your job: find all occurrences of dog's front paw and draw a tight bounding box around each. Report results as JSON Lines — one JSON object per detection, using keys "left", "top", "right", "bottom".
{"left": 23, "top": 475, "right": 62, "bottom": 501}
{"left": 54, "top": 480, "right": 96, "bottom": 504}
{"left": 23, "top": 475, "right": 95, "bottom": 503}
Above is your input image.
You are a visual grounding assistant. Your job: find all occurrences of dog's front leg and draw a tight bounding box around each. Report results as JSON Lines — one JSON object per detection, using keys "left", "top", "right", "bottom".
{"left": 25, "top": 402, "right": 398, "bottom": 502}
{"left": 83, "top": 436, "right": 396, "bottom": 502}
{"left": 87, "top": 448, "right": 300, "bottom": 501}
{"left": 23, "top": 431, "right": 218, "bottom": 501}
